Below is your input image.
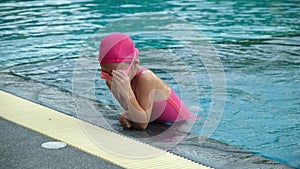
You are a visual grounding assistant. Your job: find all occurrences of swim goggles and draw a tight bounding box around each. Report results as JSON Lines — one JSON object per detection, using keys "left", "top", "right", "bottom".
{"left": 101, "top": 52, "right": 137, "bottom": 81}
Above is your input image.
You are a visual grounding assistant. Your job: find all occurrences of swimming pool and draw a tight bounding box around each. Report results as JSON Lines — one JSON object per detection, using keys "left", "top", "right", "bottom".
{"left": 0, "top": 0, "right": 299, "bottom": 168}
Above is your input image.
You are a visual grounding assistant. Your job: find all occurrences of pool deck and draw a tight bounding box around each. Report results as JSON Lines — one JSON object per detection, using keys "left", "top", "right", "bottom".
{"left": 0, "top": 117, "right": 122, "bottom": 169}
{"left": 0, "top": 90, "right": 211, "bottom": 169}
{"left": 0, "top": 73, "right": 294, "bottom": 169}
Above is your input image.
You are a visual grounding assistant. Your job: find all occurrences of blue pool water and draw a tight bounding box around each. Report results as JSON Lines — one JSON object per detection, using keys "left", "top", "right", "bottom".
{"left": 0, "top": 0, "right": 299, "bottom": 168}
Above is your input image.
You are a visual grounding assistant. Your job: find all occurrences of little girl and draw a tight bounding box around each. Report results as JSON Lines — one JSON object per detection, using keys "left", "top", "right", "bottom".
{"left": 99, "top": 33, "right": 195, "bottom": 130}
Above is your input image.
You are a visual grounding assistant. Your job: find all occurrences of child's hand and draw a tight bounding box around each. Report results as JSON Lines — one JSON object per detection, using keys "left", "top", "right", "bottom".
{"left": 111, "top": 70, "right": 131, "bottom": 98}
{"left": 118, "top": 111, "right": 132, "bottom": 129}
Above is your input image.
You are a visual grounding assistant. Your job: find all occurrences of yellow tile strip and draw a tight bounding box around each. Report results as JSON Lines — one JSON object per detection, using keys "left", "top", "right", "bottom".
{"left": 0, "top": 90, "right": 212, "bottom": 169}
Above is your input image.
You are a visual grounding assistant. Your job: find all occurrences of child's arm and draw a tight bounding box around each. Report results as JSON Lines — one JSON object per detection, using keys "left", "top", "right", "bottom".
{"left": 106, "top": 80, "right": 128, "bottom": 110}
{"left": 112, "top": 70, "right": 154, "bottom": 130}
{"left": 107, "top": 78, "right": 149, "bottom": 129}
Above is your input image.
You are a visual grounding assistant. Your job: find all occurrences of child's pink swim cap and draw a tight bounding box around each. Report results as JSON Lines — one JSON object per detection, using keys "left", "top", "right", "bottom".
{"left": 99, "top": 33, "right": 139, "bottom": 64}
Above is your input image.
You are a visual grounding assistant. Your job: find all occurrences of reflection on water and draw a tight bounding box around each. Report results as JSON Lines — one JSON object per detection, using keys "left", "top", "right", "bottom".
{"left": 0, "top": 0, "right": 299, "bottom": 168}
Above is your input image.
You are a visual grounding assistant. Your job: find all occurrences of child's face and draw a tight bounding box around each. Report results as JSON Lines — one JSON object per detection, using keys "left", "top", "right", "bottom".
{"left": 100, "top": 62, "right": 136, "bottom": 81}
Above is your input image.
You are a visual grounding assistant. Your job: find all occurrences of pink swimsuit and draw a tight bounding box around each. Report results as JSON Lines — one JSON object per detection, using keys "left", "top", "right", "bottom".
{"left": 132, "top": 68, "right": 196, "bottom": 123}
